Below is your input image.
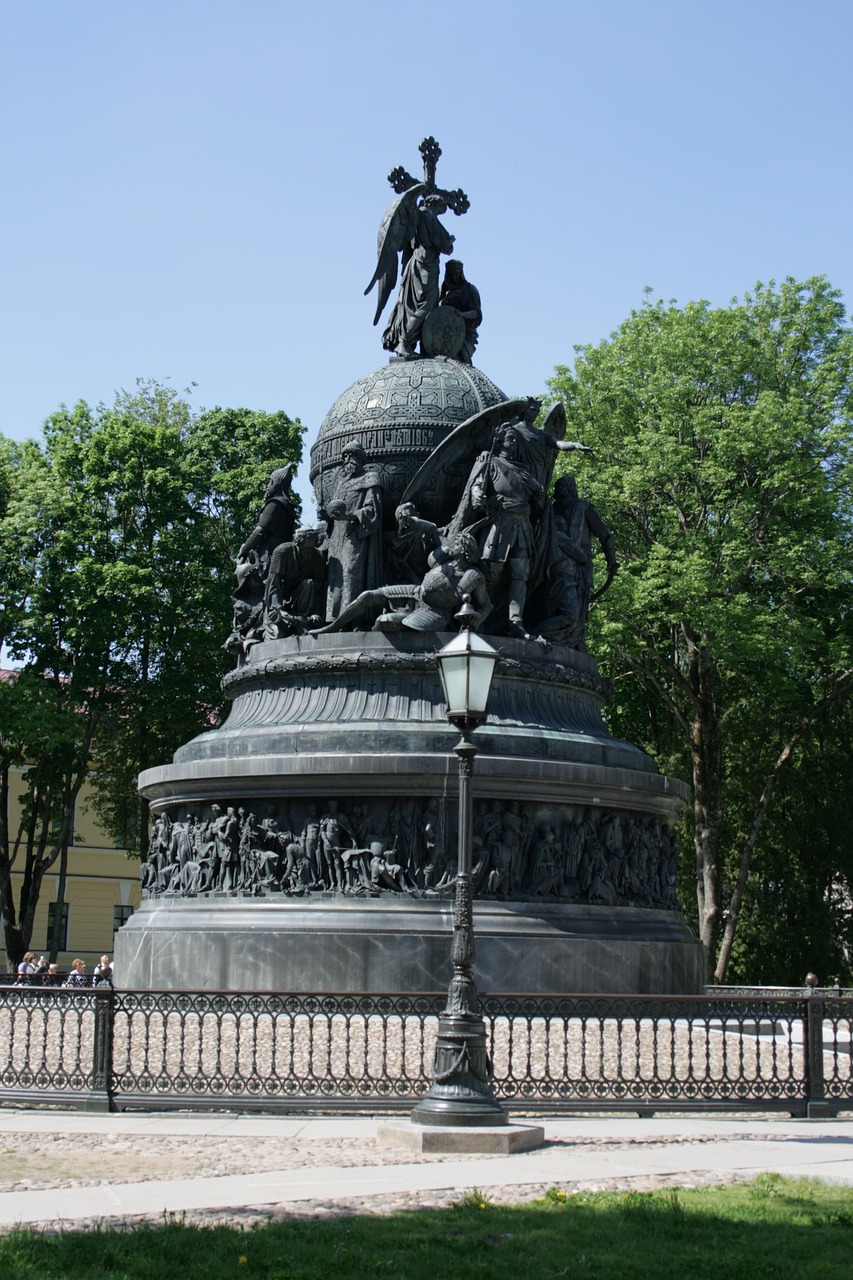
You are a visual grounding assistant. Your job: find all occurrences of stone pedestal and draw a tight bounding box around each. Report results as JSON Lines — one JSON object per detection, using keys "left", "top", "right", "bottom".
{"left": 115, "top": 631, "right": 703, "bottom": 994}
{"left": 115, "top": 895, "right": 701, "bottom": 993}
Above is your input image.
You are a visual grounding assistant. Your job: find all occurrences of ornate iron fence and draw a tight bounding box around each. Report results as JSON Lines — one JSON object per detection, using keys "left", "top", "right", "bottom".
{"left": 1, "top": 984, "right": 850, "bottom": 1116}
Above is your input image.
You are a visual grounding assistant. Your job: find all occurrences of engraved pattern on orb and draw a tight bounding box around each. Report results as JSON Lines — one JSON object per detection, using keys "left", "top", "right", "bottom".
{"left": 310, "top": 359, "right": 506, "bottom": 524}
{"left": 422, "top": 306, "right": 465, "bottom": 357}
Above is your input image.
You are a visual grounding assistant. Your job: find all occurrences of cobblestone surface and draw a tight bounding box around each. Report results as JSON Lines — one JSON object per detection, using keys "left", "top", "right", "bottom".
{"left": 0, "top": 1125, "right": 787, "bottom": 1234}
{"left": 0, "top": 1132, "right": 484, "bottom": 1193}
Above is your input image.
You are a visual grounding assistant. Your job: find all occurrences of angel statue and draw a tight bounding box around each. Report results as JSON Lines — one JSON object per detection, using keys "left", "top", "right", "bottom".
{"left": 364, "top": 137, "right": 470, "bottom": 360}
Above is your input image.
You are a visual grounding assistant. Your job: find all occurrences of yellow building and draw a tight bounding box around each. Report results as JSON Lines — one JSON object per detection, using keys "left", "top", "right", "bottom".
{"left": 3, "top": 764, "right": 141, "bottom": 972}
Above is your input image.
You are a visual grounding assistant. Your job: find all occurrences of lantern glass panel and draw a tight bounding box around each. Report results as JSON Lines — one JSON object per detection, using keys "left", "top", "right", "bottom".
{"left": 438, "top": 653, "right": 472, "bottom": 716}
{"left": 436, "top": 630, "right": 499, "bottom": 720}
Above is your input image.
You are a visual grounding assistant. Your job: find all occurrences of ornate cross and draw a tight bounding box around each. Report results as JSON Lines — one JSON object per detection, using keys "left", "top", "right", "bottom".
{"left": 387, "top": 137, "right": 470, "bottom": 216}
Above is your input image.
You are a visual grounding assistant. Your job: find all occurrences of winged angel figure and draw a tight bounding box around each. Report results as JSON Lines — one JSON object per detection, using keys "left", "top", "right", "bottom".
{"left": 364, "top": 137, "right": 469, "bottom": 359}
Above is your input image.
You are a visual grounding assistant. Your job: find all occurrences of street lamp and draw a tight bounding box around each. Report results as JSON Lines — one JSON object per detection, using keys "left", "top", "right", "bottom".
{"left": 412, "top": 596, "right": 507, "bottom": 1127}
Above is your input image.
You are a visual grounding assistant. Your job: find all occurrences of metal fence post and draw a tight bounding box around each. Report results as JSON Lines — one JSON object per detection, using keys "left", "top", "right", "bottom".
{"left": 805, "top": 990, "right": 835, "bottom": 1119}
{"left": 87, "top": 985, "right": 116, "bottom": 1112}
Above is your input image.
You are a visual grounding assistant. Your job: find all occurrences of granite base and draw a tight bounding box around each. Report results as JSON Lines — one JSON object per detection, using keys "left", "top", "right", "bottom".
{"left": 376, "top": 1121, "right": 545, "bottom": 1154}
{"left": 114, "top": 896, "right": 705, "bottom": 994}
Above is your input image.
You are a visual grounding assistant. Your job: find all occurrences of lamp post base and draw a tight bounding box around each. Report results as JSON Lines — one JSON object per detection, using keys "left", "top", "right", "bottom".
{"left": 378, "top": 1121, "right": 542, "bottom": 1152}
{"left": 411, "top": 1012, "right": 508, "bottom": 1127}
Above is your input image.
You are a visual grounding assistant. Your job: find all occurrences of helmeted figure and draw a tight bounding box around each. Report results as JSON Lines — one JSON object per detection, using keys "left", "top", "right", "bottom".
{"left": 230, "top": 463, "right": 299, "bottom": 651}
{"left": 236, "top": 465, "right": 297, "bottom": 578}
{"left": 404, "top": 398, "right": 593, "bottom": 637}
{"left": 448, "top": 424, "right": 545, "bottom": 637}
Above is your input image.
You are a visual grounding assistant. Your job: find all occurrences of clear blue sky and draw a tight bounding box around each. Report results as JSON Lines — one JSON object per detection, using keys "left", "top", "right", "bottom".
{"left": 2, "top": 0, "right": 851, "bottom": 517}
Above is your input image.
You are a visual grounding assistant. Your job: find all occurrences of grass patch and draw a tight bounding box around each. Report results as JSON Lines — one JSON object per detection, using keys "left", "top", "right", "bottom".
{"left": 2, "top": 1177, "right": 852, "bottom": 1279}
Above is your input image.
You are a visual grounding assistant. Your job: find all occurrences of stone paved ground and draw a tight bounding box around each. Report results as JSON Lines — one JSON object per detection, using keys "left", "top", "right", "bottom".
{"left": 0, "top": 1131, "right": 487, "bottom": 1193}
{"left": 0, "top": 1122, "right": 795, "bottom": 1234}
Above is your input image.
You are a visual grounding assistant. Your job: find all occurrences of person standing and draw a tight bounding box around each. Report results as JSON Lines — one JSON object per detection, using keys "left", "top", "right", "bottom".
{"left": 16, "top": 953, "right": 38, "bottom": 982}
{"left": 319, "top": 442, "right": 384, "bottom": 621}
{"left": 319, "top": 800, "right": 359, "bottom": 892}
{"left": 450, "top": 425, "right": 545, "bottom": 637}
{"left": 63, "top": 959, "right": 88, "bottom": 988}
{"left": 542, "top": 474, "right": 618, "bottom": 648}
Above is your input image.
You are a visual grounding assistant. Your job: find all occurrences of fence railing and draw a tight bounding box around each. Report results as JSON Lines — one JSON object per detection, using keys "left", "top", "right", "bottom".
{"left": 1, "top": 985, "right": 850, "bottom": 1117}
{"left": 705, "top": 984, "right": 853, "bottom": 999}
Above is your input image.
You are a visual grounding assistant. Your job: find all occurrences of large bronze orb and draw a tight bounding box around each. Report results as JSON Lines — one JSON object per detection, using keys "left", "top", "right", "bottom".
{"left": 309, "top": 357, "right": 506, "bottom": 527}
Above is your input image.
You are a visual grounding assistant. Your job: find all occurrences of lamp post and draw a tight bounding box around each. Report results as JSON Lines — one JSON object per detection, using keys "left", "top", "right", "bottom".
{"left": 412, "top": 596, "right": 507, "bottom": 1127}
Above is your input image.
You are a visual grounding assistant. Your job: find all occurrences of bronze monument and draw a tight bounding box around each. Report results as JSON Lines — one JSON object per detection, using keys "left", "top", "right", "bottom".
{"left": 117, "top": 139, "right": 702, "bottom": 996}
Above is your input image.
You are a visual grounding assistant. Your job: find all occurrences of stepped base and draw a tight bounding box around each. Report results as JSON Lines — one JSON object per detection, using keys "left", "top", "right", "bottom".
{"left": 119, "top": 631, "right": 703, "bottom": 996}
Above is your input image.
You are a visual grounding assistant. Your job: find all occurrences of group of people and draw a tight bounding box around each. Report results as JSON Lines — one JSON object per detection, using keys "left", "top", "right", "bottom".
{"left": 221, "top": 140, "right": 615, "bottom": 652}
{"left": 522, "top": 810, "right": 679, "bottom": 908}
{"left": 13, "top": 953, "right": 113, "bottom": 987}
{"left": 458, "top": 804, "right": 676, "bottom": 908}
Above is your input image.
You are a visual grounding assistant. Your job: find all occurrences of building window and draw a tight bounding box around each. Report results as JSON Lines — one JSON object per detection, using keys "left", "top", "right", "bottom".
{"left": 46, "top": 902, "right": 69, "bottom": 951}
{"left": 113, "top": 905, "right": 135, "bottom": 934}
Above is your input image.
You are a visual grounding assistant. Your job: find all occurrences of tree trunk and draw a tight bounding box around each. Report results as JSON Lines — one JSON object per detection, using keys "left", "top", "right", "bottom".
{"left": 713, "top": 671, "right": 853, "bottom": 983}
{"left": 0, "top": 763, "right": 14, "bottom": 970}
{"left": 688, "top": 637, "right": 723, "bottom": 980}
{"left": 3, "top": 878, "right": 24, "bottom": 971}
{"left": 49, "top": 841, "right": 69, "bottom": 964}
{"left": 138, "top": 632, "right": 150, "bottom": 858}
{"left": 13, "top": 714, "right": 98, "bottom": 963}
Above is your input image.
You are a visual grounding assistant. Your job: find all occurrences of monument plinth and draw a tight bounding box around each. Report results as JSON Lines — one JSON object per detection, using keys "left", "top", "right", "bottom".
{"left": 115, "top": 137, "right": 704, "bottom": 995}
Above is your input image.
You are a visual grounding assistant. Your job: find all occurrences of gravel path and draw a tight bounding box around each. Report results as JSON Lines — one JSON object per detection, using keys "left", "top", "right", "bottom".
{"left": 0, "top": 1131, "right": 487, "bottom": 1193}
{"left": 0, "top": 1123, "right": 800, "bottom": 1234}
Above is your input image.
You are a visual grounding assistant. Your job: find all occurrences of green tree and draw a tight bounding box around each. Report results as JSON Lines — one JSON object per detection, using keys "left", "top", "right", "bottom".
{"left": 0, "top": 384, "right": 304, "bottom": 968}
{"left": 79, "top": 394, "right": 304, "bottom": 855}
{"left": 1, "top": 417, "right": 120, "bottom": 966}
{"left": 549, "top": 277, "right": 853, "bottom": 982}
{"left": 724, "top": 698, "right": 853, "bottom": 983}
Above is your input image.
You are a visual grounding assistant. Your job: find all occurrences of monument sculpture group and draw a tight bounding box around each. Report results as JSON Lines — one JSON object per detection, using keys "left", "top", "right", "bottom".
{"left": 116, "top": 139, "right": 703, "bottom": 994}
